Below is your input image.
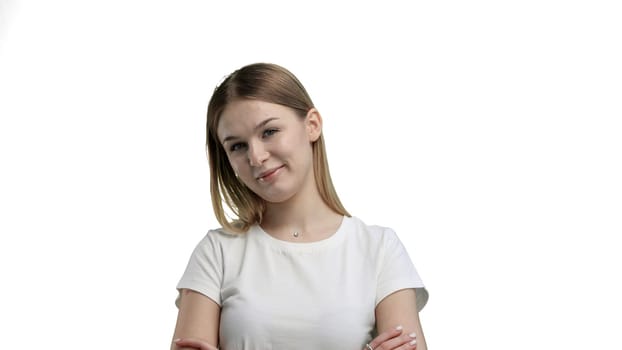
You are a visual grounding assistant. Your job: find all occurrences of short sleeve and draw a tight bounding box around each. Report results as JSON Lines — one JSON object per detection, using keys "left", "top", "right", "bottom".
{"left": 175, "top": 231, "right": 223, "bottom": 307}
{"left": 375, "top": 228, "right": 429, "bottom": 311}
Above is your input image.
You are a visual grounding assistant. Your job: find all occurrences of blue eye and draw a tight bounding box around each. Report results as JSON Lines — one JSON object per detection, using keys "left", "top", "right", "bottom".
{"left": 263, "top": 128, "right": 278, "bottom": 137}
{"left": 230, "top": 143, "right": 246, "bottom": 152}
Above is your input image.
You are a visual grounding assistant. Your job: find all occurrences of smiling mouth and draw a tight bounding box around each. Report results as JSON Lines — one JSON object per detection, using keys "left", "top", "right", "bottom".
{"left": 256, "top": 165, "right": 284, "bottom": 180}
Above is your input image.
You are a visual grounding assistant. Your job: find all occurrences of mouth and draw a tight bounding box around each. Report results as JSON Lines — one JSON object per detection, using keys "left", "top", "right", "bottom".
{"left": 256, "top": 165, "right": 285, "bottom": 181}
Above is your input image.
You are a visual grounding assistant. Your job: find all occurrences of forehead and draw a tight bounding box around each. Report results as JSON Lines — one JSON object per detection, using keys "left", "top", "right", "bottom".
{"left": 217, "top": 99, "right": 298, "bottom": 140}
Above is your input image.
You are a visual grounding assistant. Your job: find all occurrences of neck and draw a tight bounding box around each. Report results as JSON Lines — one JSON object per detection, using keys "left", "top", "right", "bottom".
{"left": 261, "top": 182, "right": 342, "bottom": 241}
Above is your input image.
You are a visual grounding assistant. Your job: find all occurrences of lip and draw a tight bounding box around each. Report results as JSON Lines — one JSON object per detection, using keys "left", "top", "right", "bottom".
{"left": 256, "top": 165, "right": 285, "bottom": 181}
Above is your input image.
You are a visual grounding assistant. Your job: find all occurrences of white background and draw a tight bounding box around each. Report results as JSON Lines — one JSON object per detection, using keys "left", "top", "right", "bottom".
{"left": 1, "top": 0, "right": 621, "bottom": 349}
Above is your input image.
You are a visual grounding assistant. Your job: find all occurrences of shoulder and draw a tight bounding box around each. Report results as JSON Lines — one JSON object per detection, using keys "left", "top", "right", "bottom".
{"left": 193, "top": 226, "right": 250, "bottom": 252}
{"left": 346, "top": 216, "right": 402, "bottom": 248}
{"left": 348, "top": 216, "right": 400, "bottom": 237}
{"left": 207, "top": 226, "right": 247, "bottom": 240}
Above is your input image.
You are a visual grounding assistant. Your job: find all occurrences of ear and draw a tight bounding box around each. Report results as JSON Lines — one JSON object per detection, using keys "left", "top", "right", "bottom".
{"left": 304, "top": 108, "right": 323, "bottom": 142}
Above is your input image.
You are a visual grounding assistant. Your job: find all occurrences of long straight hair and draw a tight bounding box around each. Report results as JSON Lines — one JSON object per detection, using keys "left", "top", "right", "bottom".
{"left": 206, "top": 63, "right": 349, "bottom": 233}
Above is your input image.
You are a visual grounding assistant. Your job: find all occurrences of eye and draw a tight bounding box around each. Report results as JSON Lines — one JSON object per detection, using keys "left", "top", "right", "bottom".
{"left": 263, "top": 128, "right": 278, "bottom": 138}
{"left": 230, "top": 142, "right": 246, "bottom": 152}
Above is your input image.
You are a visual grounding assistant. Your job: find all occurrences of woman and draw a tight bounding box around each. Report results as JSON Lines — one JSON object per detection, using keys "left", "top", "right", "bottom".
{"left": 171, "top": 63, "right": 429, "bottom": 350}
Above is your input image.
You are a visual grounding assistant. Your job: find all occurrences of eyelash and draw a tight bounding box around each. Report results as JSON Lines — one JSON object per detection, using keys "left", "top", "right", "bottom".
{"left": 263, "top": 128, "right": 278, "bottom": 137}
{"left": 229, "top": 128, "right": 279, "bottom": 152}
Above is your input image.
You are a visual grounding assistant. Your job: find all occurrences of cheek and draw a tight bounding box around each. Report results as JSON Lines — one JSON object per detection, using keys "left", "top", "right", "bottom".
{"left": 282, "top": 129, "right": 310, "bottom": 152}
{"left": 226, "top": 155, "right": 244, "bottom": 173}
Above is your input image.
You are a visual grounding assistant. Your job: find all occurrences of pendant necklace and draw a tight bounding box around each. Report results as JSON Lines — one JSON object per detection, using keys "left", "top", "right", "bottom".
{"left": 292, "top": 231, "right": 300, "bottom": 238}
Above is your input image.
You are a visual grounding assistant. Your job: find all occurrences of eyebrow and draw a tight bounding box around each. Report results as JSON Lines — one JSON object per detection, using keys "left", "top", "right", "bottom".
{"left": 221, "top": 117, "right": 279, "bottom": 144}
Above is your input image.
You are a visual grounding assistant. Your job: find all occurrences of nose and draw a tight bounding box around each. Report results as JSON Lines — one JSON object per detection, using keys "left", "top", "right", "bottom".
{"left": 247, "top": 141, "right": 269, "bottom": 167}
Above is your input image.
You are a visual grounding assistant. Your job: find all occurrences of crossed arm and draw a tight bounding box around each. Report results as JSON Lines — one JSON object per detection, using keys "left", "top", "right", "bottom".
{"left": 373, "top": 288, "right": 427, "bottom": 350}
{"left": 171, "top": 288, "right": 427, "bottom": 350}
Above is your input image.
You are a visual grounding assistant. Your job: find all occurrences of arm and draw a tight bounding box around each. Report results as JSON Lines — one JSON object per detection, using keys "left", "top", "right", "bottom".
{"left": 375, "top": 288, "right": 427, "bottom": 350}
{"left": 171, "top": 289, "right": 220, "bottom": 350}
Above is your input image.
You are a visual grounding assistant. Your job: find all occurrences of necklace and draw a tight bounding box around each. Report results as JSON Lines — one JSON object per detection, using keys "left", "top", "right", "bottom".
{"left": 292, "top": 231, "right": 300, "bottom": 238}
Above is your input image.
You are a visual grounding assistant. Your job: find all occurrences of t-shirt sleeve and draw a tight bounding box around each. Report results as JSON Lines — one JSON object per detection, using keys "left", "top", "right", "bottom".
{"left": 375, "top": 227, "right": 429, "bottom": 311}
{"left": 175, "top": 231, "right": 223, "bottom": 307}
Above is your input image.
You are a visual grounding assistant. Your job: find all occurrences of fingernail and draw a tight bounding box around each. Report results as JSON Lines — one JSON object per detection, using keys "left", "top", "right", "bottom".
{"left": 173, "top": 339, "right": 181, "bottom": 342}
{"left": 410, "top": 339, "right": 417, "bottom": 345}
{"left": 395, "top": 325, "right": 403, "bottom": 331}
{"left": 409, "top": 332, "right": 417, "bottom": 338}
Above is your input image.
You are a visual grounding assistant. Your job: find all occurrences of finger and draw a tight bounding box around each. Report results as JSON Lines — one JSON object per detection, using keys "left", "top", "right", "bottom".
{"left": 378, "top": 332, "right": 418, "bottom": 350}
{"left": 174, "top": 337, "right": 218, "bottom": 350}
{"left": 394, "top": 335, "right": 418, "bottom": 350}
{"left": 368, "top": 325, "right": 403, "bottom": 349}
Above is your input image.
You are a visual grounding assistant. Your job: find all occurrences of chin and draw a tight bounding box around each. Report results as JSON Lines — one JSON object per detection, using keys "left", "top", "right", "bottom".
{"left": 260, "top": 193, "right": 294, "bottom": 204}
{"left": 257, "top": 188, "right": 296, "bottom": 204}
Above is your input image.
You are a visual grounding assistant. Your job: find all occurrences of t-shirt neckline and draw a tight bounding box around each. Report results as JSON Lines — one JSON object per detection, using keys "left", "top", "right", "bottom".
{"left": 252, "top": 215, "right": 351, "bottom": 251}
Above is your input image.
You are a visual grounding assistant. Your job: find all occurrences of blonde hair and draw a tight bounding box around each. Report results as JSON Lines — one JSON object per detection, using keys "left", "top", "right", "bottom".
{"left": 206, "top": 63, "right": 349, "bottom": 233}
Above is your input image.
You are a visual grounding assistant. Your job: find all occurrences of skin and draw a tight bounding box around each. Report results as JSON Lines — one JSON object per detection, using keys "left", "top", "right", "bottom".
{"left": 171, "top": 289, "right": 220, "bottom": 350}
{"left": 217, "top": 99, "right": 343, "bottom": 239}
{"left": 217, "top": 100, "right": 321, "bottom": 208}
{"left": 373, "top": 289, "right": 428, "bottom": 350}
{"left": 171, "top": 100, "right": 427, "bottom": 350}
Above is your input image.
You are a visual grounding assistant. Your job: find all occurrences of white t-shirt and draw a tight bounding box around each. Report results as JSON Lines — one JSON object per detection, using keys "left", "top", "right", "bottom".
{"left": 176, "top": 216, "right": 428, "bottom": 350}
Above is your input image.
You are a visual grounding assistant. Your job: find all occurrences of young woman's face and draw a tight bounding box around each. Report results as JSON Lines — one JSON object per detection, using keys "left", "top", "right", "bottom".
{"left": 217, "top": 99, "right": 321, "bottom": 204}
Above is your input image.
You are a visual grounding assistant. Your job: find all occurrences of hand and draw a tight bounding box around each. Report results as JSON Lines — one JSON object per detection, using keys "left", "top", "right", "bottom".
{"left": 365, "top": 325, "right": 418, "bottom": 350}
{"left": 173, "top": 337, "right": 219, "bottom": 350}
